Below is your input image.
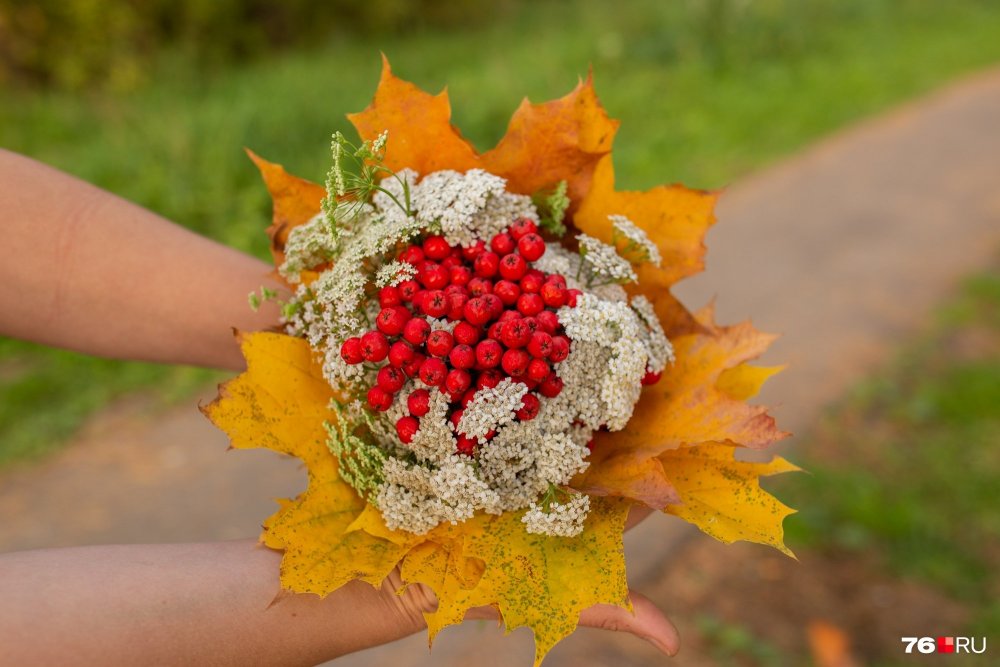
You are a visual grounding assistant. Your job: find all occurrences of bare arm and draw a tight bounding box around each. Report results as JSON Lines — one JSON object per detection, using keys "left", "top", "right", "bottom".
{"left": 0, "top": 149, "right": 282, "bottom": 370}
{"left": 0, "top": 540, "right": 678, "bottom": 665}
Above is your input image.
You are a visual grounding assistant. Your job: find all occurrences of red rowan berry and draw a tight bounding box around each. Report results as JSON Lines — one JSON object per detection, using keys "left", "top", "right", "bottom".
{"left": 445, "top": 368, "right": 472, "bottom": 395}
{"left": 538, "top": 374, "right": 564, "bottom": 398}
{"left": 377, "top": 365, "right": 406, "bottom": 393}
{"left": 527, "top": 358, "right": 550, "bottom": 383}
{"left": 475, "top": 339, "right": 503, "bottom": 368}
{"left": 493, "top": 279, "right": 521, "bottom": 306}
{"left": 426, "top": 330, "right": 455, "bottom": 357}
{"left": 517, "top": 293, "right": 544, "bottom": 317}
{"left": 527, "top": 331, "right": 553, "bottom": 358}
{"left": 517, "top": 233, "right": 546, "bottom": 261}
{"left": 407, "top": 388, "right": 431, "bottom": 416}
{"left": 378, "top": 285, "right": 401, "bottom": 307}
{"left": 515, "top": 393, "right": 540, "bottom": 421}
{"left": 453, "top": 321, "right": 480, "bottom": 346}
{"left": 418, "top": 357, "right": 447, "bottom": 386}
{"left": 367, "top": 385, "right": 393, "bottom": 411}
{"left": 490, "top": 232, "right": 515, "bottom": 255}
{"left": 360, "top": 331, "right": 389, "bottom": 362}
{"left": 549, "top": 335, "right": 570, "bottom": 362}
{"left": 473, "top": 251, "right": 500, "bottom": 278}
{"left": 498, "top": 253, "right": 528, "bottom": 281}
{"left": 509, "top": 218, "right": 537, "bottom": 240}
{"left": 395, "top": 416, "right": 419, "bottom": 444}
{"left": 402, "top": 318, "right": 431, "bottom": 346}
{"left": 340, "top": 337, "right": 363, "bottom": 364}
{"left": 388, "top": 340, "right": 415, "bottom": 367}
{"left": 422, "top": 235, "right": 451, "bottom": 260}
{"left": 420, "top": 289, "right": 448, "bottom": 318}
{"left": 501, "top": 349, "right": 530, "bottom": 377}
{"left": 399, "top": 246, "right": 424, "bottom": 265}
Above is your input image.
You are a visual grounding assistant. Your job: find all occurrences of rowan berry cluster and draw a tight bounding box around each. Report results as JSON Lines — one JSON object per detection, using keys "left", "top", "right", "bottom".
{"left": 338, "top": 218, "right": 578, "bottom": 455}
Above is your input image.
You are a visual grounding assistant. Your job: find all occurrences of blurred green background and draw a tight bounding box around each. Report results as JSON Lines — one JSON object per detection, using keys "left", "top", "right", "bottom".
{"left": 1, "top": 2, "right": 999, "bottom": 662}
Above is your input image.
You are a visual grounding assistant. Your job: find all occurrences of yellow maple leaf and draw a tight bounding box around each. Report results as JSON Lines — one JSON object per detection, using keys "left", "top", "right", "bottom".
{"left": 212, "top": 57, "right": 799, "bottom": 664}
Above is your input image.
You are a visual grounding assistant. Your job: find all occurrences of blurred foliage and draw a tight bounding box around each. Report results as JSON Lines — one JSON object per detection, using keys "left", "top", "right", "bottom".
{"left": 0, "top": 0, "right": 500, "bottom": 91}
{"left": 3, "top": 0, "right": 1000, "bottom": 467}
{"left": 780, "top": 264, "right": 1000, "bottom": 632}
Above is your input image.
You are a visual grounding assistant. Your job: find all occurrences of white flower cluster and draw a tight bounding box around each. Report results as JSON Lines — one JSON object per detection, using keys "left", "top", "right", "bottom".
{"left": 577, "top": 233, "right": 638, "bottom": 284}
{"left": 278, "top": 162, "right": 674, "bottom": 537}
{"left": 610, "top": 214, "right": 662, "bottom": 266}
{"left": 375, "top": 260, "right": 417, "bottom": 288}
{"left": 457, "top": 378, "right": 528, "bottom": 443}
{"left": 411, "top": 169, "right": 538, "bottom": 248}
{"left": 522, "top": 493, "right": 590, "bottom": 537}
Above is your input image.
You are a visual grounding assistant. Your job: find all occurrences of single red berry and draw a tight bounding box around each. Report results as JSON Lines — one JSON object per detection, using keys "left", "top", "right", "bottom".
{"left": 509, "top": 218, "right": 537, "bottom": 240}
{"left": 498, "top": 253, "right": 528, "bottom": 281}
{"left": 464, "top": 297, "right": 493, "bottom": 326}
{"left": 549, "top": 335, "right": 570, "bottom": 362}
{"left": 517, "top": 292, "right": 544, "bottom": 317}
{"left": 445, "top": 368, "right": 472, "bottom": 395}
{"left": 449, "top": 408, "right": 464, "bottom": 429}
{"left": 641, "top": 370, "right": 663, "bottom": 385}
{"left": 418, "top": 261, "right": 449, "bottom": 289}
{"left": 378, "top": 285, "right": 402, "bottom": 307}
{"left": 398, "top": 279, "right": 420, "bottom": 302}
{"left": 456, "top": 434, "right": 477, "bottom": 456}
{"left": 566, "top": 288, "right": 583, "bottom": 307}
{"left": 449, "top": 344, "right": 476, "bottom": 370}
{"left": 441, "top": 255, "right": 462, "bottom": 269}
{"left": 527, "top": 331, "right": 553, "bottom": 358}
{"left": 501, "top": 349, "right": 530, "bottom": 377}
{"left": 402, "top": 351, "right": 426, "bottom": 378}
{"left": 402, "top": 318, "right": 431, "bottom": 346}
{"left": 449, "top": 265, "right": 472, "bottom": 286}
{"left": 388, "top": 340, "right": 415, "bottom": 367}
{"left": 446, "top": 292, "right": 469, "bottom": 321}
{"left": 481, "top": 293, "right": 503, "bottom": 320}
{"left": 377, "top": 365, "right": 406, "bottom": 393}
{"left": 498, "top": 309, "right": 521, "bottom": 322}
{"left": 340, "top": 337, "right": 363, "bottom": 364}
{"left": 538, "top": 374, "right": 564, "bottom": 398}
{"left": 460, "top": 388, "right": 478, "bottom": 407}
{"left": 535, "top": 310, "right": 560, "bottom": 334}
{"left": 527, "top": 358, "right": 551, "bottom": 383}
{"left": 420, "top": 289, "right": 448, "bottom": 318}
{"left": 493, "top": 279, "right": 521, "bottom": 306}
{"left": 521, "top": 316, "right": 539, "bottom": 332}
{"left": 453, "top": 321, "right": 481, "bottom": 346}
{"left": 467, "top": 277, "right": 493, "bottom": 297}
{"left": 490, "top": 232, "right": 515, "bottom": 255}
{"left": 515, "top": 393, "right": 540, "bottom": 421}
{"left": 540, "top": 282, "right": 566, "bottom": 308}
{"left": 545, "top": 273, "right": 567, "bottom": 289}
{"left": 522, "top": 376, "right": 540, "bottom": 391}
{"left": 475, "top": 339, "right": 503, "bottom": 368}
{"left": 473, "top": 251, "right": 500, "bottom": 278}
{"left": 486, "top": 322, "right": 503, "bottom": 340}
{"left": 423, "top": 235, "right": 451, "bottom": 260}
{"left": 461, "top": 240, "right": 486, "bottom": 262}
{"left": 407, "top": 388, "right": 431, "bottom": 416}
{"left": 399, "top": 246, "right": 424, "bottom": 265}
{"left": 500, "top": 319, "right": 532, "bottom": 349}
{"left": 360, "top": 330, "right": 389, "bottom": 362}
{"left": 396, "top": 416, "right": 419, "bottom": 444}
{"left": 376, "top": 306, "right": 409, "bottom": 336}
{"left": 519, "top": 271, "right": 544, "bottom": 294}
{"left": 418, "top": 357, "right": 448, "bottom": 386}
{"left": 367, "top": 385, "right": 393, "bottom": 411}
{"left": 517, "top": 233, "right": 546, "bottom": 261}
{"left": 426, "top": 329, "right": 455, "bottom": 357}
{"left": 477, "top": 368, "right": 504, "bottom": 389}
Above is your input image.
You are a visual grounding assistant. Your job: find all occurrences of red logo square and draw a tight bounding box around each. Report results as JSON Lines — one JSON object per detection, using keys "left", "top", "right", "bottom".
{"left": 937, "top": 637, "right": 954, "bottom": 653}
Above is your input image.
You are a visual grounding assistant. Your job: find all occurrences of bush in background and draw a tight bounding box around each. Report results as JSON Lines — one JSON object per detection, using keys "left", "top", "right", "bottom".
{"left": 0, "top": 0, "right": 502, "bottom": 91}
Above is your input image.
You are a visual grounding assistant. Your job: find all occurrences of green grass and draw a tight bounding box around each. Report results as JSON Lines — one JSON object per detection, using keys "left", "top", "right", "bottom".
{"left": 779, "top": 264, "right": 1000, "bottom": 636}
{"left": 4, "top": 0, "right": 1000, "bottom": 465}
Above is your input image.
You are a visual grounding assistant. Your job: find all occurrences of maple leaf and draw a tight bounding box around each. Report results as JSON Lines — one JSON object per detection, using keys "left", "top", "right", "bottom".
{"left": 575, "top": 305, "right": 793, "bottom": 551}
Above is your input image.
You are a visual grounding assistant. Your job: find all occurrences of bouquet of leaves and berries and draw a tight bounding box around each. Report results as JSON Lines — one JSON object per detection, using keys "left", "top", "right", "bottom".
{"left": 206, "top": 58, "right": 797, "bottom": 665}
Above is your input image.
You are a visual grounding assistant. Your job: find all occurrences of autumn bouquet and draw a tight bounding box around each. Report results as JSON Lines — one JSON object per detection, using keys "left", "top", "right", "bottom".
{"left": 206, "top": 59, "right": 796, "bottom": 665}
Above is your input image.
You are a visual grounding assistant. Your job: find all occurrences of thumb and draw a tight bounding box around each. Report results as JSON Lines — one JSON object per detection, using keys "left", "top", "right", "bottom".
{"left": 578, "top": 589, "right": 680, "bottom": 657}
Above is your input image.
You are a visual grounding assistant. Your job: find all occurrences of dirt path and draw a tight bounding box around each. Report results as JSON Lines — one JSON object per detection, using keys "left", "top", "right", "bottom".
{"left": 2, "top": 68, "right": 999, "bottom": 665}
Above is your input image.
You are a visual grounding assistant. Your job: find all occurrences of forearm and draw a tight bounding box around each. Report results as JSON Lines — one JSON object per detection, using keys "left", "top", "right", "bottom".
{"left": 0, "top": 540, "right": 428, "bottom": 666}
{"left": 0, "top": 149, "right": 282, "bottom": 370}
